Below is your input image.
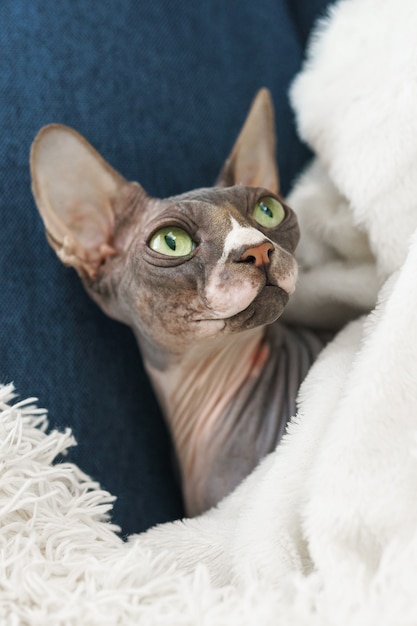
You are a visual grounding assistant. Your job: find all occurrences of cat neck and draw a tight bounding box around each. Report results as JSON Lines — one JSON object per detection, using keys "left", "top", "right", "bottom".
{"left": 144, "top": 327, "right": 268, "bottom": 472}
{"left": 142, "top": 322, "right": 324, "bottom": 514}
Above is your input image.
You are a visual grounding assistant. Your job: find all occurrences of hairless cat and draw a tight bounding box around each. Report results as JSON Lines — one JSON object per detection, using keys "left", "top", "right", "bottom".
{"left": 30, "top": 89, "right": 323, "bottom": 516}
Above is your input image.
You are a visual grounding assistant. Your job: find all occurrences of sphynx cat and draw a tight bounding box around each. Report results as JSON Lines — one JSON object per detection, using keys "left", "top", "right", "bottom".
{"left": 30, "top": 89, "right": 323, "bottom": 516}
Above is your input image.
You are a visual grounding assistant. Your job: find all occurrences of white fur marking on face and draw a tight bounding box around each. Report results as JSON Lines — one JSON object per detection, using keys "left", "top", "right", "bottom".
{"left": 220, "top": 217, "right": 272, "bottom": 263}
{"left": 205, "top": 273, "right": 260, "bottom": 318}
{"left": 204, "top": 217, "right": 271, "bottom": 318}
{"left": 277, "top": 260, "right": 298, "bottom": 295}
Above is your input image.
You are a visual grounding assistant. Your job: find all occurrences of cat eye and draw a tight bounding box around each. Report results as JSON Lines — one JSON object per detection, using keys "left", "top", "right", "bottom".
{"left": 149, "top": 226, "right": 196, "bottom": 257}
{"left": 252, "top": 197, "right": 285, "bottom": 228}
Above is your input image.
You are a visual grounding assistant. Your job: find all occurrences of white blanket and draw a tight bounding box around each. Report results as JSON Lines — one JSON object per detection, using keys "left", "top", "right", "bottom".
{"left": 4, "top": 0, "right": 417, "bottom": 622}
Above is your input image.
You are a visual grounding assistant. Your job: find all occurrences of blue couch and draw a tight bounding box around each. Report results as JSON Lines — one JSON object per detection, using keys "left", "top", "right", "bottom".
{"left": 0, "top": 0, "right": 331, "bottom": 535}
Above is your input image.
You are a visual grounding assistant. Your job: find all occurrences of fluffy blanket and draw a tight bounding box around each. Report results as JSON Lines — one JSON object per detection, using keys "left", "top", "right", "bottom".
{"left": 4, "top": 0, "right": 417, "bottom": 622}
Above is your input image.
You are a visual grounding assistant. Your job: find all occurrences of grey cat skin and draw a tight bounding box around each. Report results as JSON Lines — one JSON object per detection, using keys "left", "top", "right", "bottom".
{"left": 30, "top": 89, "right": 322, "bottom": 516}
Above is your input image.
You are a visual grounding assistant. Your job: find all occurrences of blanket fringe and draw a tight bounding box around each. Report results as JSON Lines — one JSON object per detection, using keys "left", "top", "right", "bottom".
{"left": 1, "top": 384, "right": 417, "bottom": 624}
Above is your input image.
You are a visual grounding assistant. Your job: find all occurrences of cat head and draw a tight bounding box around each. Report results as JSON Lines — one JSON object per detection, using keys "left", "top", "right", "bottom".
{"left": 30, "top": 89, "right": 299, "bottom": 367}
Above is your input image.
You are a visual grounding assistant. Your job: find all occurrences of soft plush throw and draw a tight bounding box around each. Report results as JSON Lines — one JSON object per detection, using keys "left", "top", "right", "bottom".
{"left": 3, "top": 0, "right": 417, "bottom": 623}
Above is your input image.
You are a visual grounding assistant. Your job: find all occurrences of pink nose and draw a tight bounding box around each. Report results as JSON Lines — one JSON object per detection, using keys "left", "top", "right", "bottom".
{"left": 240, "top": 242, "right": 273, "bottom": 267}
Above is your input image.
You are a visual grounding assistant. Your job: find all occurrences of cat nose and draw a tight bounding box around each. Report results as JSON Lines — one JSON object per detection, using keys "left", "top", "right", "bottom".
{"left": 239, "top": 242, "right": 274, "bottom": 267}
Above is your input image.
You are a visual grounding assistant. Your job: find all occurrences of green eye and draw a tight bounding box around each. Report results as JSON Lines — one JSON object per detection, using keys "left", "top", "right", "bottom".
{"left": 149, "top": 226, "right": 195, "bottom": 257}
{"left": 253, "top": 197, "right": 285, "bottom": 228}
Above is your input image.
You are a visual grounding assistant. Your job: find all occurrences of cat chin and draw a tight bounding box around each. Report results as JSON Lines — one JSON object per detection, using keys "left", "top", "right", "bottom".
{"left": 191, "top": 286, "right": 289, "bottom": 338}
{"left": 225, "top": 285, "right": 289, "bottom": 332}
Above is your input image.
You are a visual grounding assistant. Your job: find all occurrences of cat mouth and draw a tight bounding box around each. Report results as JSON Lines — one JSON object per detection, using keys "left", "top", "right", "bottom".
{"left": 227, "top": 284, "right": 289, "bottom": 330}
{"left": 194, "top": 284, "right": 288, "bottom": 330}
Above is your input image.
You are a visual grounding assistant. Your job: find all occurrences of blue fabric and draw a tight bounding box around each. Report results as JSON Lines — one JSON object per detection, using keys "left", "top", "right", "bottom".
{"left": 0, "top": 0, "right": 332, "bottom": 535}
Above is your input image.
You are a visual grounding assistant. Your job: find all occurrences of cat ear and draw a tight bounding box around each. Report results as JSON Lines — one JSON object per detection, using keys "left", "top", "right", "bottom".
{"left": 30, "top": 124, "right": 132, "bottom": 279}
{"left": 216, "top": 88, "right": 279, "bottom": 194}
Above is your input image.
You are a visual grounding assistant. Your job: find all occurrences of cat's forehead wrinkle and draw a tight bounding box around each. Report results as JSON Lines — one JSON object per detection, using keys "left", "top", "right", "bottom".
{"left": 141, "top": 193, "right": 231, "bottom": 227}
{"left": 140, "top": 188, "right": 254, "bottom": 239}
{"left": 169, "top": 185, "right": 268, "bottom": 211}
{"left": 147, "top": 186, "right": 287, "bottom": 232}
